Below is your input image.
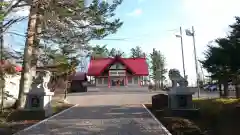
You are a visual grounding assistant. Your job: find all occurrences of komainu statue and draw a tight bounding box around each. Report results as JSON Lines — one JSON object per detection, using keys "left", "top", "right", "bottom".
{"left": 31, "top": 70, "right": 52, "bottom": 92}
{"left": 168, "top": 69, "right": 188, "bottom": 88}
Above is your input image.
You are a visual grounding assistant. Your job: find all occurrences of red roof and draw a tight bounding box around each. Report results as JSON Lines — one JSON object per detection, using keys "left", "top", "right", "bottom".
{"left": 87, "top": 57, "right": 149, "bottom": 76}
{"left": 0, "top": 60, "right": 22, "bottom": 72}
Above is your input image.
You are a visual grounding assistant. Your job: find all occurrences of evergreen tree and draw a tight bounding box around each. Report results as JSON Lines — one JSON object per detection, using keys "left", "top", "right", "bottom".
{"left": 130, "top": 46, "right": 145, "bottom": 58}
{"left": 108, "top": 48, "right": 124, "bottom": 57}
{"left": 150, "top": 48, "right": 167, "bottom": 89}
{"left": 91, "top": 45, "right": 109, "bottom": 58}
{"left": 17, "top": 0, "right": 124, "bottom": 108}
{"left": 201, "top": 16, "right": 240, "bottom": 98}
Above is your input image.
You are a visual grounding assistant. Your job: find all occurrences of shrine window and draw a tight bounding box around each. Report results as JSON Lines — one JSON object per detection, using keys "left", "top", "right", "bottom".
{"left": 134, "top": 77, "right": 138, "bottom": 84}
{"left": 103, "top": 78, "right": 108, "bottom": 84}
{"left": 128, "top": 76, "right": 132, "bottom": 83}
{"left": 97, "top": 78, "right": 102, "bottom": 84}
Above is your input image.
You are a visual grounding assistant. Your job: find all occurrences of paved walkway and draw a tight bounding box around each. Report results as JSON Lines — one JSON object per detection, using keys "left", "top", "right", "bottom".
{"left": 15, "top": 105, "right": 170, "bottom": 135}
{"left": 14, "top": 88, "right": 221, "bottom": 135}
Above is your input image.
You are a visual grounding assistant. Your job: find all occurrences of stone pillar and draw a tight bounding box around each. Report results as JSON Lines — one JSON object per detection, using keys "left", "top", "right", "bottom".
{"left": 108, "top": 73, "right": 111, "bottom": 88}
{"left": 125, "top": 75, "right": 128, "bottom": 86}
{"left": 138, "top": 76, "right": 141, "bottom": 87}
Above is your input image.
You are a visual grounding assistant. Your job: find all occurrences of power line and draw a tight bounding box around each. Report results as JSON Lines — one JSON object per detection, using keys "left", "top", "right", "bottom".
{"left": 96, "top": 28, "right": 180, "bottom": 41}
{"left": 5, "top": 31, "right": 25, "bottom": 37}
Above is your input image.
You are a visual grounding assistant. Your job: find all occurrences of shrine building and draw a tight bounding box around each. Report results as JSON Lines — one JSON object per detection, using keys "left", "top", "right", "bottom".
{"left": 87, "top": 56, "right": 149, "bottom": 87}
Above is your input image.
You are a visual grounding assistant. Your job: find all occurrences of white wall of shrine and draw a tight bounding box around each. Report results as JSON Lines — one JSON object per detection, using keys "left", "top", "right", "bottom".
{"left": 96, "top": 77, "right": 108, "bottom": 87}
{"left": 95, "top": 76, "right": 142, "bottom": 87}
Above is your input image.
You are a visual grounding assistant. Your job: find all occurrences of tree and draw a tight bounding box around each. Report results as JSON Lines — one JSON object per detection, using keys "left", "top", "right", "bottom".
{"left": 0, "top": 0, "right": 25, "bottom": 111}
{"left": 91, "top": 45, "right": 109, "bottom": 58}
{"left": 130, "top": 46, "right": 145, "bottom": 58}
{"left": 108, "top": 48, "right": 124, "bottom": 57}
{"left": 17, "top": 0, "right": 124, "bottom": 108}
{"left": 48, "top": 44, "right": 80, "bottom": 98}
{"left": 227, "top": 16, "right": 240, "bottom": 98}
{"left": 0, "top": 0, "right": 27, "bottom": 33}
{"left": 200, "top": 41, "right": 232, "bottom": 97}
{"left": 150, "top": 48, "right": 167, "bottom": 89}
{"left": 41, "top": 0, "right": 123, "bottom": 48}
{"left": 91, "top": 46, "right": 125, "bottom": 58}
{"left": 16, "top": 0, "right": 41, "bottom": 108}
{"left": 201, "top": 16, "right": 240, "bottom": 98}
{"left": 0, "top": 0, "right": 24, "bottom": 110}
{"left": 108, "top": 48, "right": 117, "bottom": 57}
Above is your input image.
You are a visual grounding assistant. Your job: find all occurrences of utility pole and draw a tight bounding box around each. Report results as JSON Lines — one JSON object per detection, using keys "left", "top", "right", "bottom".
{"left": 191, "top": 26, "right": 200, "bottom": 98}
{"left": 179, "top": 27, "right": 186, "bottom": 77}
{"left": 185, "top": 26, "right": 200, "bottom": 98}
{"left": 176, "top": 27, "right": 186, "bottom": 78}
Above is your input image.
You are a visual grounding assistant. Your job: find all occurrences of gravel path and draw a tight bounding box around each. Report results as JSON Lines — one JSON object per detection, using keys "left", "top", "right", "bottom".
{"left": 15, "top": 105, "right": 170, "bottom": 135}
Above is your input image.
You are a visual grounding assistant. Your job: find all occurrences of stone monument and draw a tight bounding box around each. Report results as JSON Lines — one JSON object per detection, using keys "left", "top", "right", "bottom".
{"left": 167, "top": 69, "right": 195, "bottom": 109}
{"left": 25, "top": 70, "right": 54, "bottom": 117}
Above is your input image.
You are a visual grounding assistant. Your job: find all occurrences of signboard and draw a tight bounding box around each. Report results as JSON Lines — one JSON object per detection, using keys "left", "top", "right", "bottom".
{"left": 109, "top": 70, "right": 126, "bottom": 76}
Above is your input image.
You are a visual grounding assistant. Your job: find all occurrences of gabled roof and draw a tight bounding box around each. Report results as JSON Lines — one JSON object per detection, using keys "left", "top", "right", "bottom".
{"left": 87, "top": 57, "right": 149, "bottom": 76}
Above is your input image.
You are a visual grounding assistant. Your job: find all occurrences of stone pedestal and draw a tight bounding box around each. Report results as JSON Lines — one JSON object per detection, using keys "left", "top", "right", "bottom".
{"left": 25, "top": 91, "right": 54, "bottom": 117}
{"left": 167, "top": 87, "right": 195, "bottom": 109}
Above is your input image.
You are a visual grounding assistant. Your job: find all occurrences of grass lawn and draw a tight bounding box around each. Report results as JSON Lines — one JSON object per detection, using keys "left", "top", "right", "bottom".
{"left": 146, "top": 98, "right": 240, "bottom": 135}
{"left": 0, "top": 96, "right": 74, "bottom": 135}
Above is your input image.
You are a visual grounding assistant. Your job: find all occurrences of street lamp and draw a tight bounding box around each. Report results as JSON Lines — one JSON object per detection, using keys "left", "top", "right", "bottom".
{"left": 175, "top": 27, "right": 186, "bottom": 78}
{"left": 185, "top": 26, "right": 200, "bottom": 98}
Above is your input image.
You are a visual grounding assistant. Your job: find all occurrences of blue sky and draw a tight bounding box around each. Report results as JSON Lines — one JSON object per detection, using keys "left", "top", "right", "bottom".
{"left": 4, "top": 0, "right": 240, "bottom": 85}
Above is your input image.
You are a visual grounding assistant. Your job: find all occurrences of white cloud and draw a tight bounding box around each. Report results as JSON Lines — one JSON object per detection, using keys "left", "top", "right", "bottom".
{"left": 127, "top": 8, "right": 142, "bottom": 17}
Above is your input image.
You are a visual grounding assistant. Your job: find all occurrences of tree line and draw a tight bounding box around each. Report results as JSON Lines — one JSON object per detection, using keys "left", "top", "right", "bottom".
{"left": 201, "top": 16, "right": 240, "bottom": 98}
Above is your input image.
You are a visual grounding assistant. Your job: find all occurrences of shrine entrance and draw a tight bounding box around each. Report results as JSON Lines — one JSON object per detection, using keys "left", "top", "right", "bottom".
{"left": 108, "top": 70, "right": 126, "bottom": 87}
{"left": 111, "top": 77, "right": 125, "bottom": 86}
